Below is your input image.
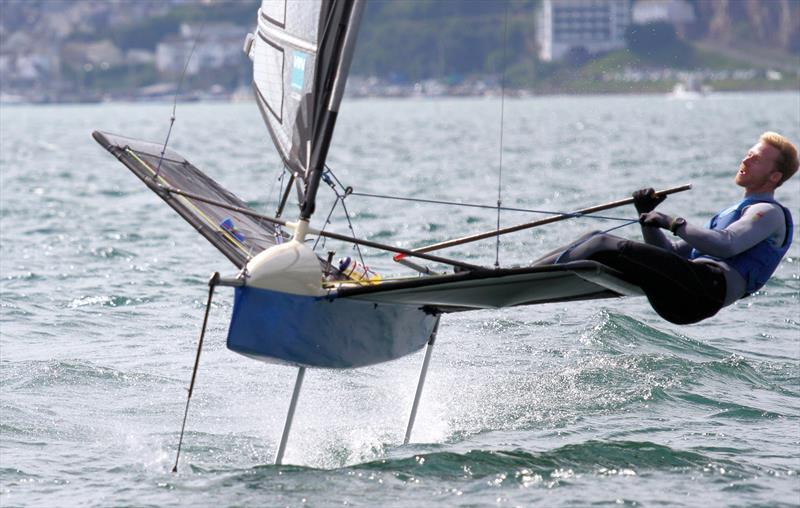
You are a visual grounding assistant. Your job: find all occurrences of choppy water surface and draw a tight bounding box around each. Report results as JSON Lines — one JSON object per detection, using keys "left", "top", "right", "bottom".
{"left": 1, "top": 93, "right": 799, "bottom": 507}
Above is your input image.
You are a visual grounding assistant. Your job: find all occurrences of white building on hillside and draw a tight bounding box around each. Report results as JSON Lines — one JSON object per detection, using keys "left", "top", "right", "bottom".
{"left": 156, "top": 23, "right": 246, "bottom": 76}
{"left": 537, "top": 0, "right": 632, "bottom": 62}
{"left": 632, "top": 0, "right": 695, "bottom": 25}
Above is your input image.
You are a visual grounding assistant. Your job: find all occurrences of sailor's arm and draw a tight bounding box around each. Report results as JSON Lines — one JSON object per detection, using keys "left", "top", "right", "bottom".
{"left": 632, "top": 187, "right": 691, "bottom": 256}
{"left": 674, "top": 203, "right": 784, "bottom": 257}
{"left": 640, "top": 221, "right": 692, "bottom": 256}
{"left": 641, "top": 203, "right": 784, "bottom": 258}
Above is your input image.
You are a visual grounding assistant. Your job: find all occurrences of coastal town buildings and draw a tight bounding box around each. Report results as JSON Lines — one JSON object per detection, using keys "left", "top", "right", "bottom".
{"left": 537, "top": 0, "right": 632, "bottom": 62}
{"left": 632, "top": 0, "right": 696, "bottom": 25}
{"left": 156, "top": 23, "right": 245, "bottom": 77}
{"left": 0, "top": 0, "right": 794, "bottom": 102}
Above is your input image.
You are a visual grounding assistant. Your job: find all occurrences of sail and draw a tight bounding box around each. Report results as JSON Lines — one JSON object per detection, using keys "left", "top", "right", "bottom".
{"left": 248, "top": 0, "right": 363, "bottom": 190}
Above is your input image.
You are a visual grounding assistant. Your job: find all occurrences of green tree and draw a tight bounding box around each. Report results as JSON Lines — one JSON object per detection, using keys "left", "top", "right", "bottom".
{"left": 624, "top": 22, "right": 693, "bottom": 65}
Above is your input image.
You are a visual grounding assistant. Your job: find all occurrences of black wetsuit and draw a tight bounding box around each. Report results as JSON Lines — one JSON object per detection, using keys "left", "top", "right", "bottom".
{"left": 536, "top": 196, "right": 791, "bottom": 325}
{"left": 553, "top": 233, "right": 726, "bottom": 325}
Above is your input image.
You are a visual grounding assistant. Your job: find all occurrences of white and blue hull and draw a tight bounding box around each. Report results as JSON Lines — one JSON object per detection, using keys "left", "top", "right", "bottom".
{"left": 227, "top": 286, "right": 438, "bottom": 368}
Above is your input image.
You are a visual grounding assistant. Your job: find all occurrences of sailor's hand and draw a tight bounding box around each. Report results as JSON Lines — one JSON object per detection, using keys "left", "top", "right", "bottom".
{"left": 639, "top": 211, "right": 672, "bottom": 229}
{"left": 632, "top": 188, "right": 666, "bottom": 213}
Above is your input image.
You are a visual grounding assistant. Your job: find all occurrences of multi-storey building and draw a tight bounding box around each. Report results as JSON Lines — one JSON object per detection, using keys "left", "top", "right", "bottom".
{"left": 156, "top": 23, "right": 246, "bottom": 76}
{"left": 633, "top": 0, "right": 695, "bottom": 26}
{"left": 537, "top": 0, "right": 632, "bottom": 62}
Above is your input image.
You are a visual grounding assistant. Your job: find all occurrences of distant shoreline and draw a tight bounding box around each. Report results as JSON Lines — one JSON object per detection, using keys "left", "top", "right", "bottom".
{"left": 2, "top": 84, "right": 797, "bottom": 106}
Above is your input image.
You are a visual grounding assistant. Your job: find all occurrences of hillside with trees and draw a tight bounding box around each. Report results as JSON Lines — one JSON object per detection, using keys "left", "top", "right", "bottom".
{"left": 0, "top": 0, "right": 797, "bottom": 102}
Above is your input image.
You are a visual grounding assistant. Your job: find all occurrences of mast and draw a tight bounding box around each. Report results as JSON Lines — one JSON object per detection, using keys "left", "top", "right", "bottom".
{"left": 300, "top": 0, "right": 364, "bottom": 221}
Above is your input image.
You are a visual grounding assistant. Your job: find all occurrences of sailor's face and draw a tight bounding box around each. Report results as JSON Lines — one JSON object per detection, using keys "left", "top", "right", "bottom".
{"left": 735, "top": 141, "right": 781, "bottom": 191}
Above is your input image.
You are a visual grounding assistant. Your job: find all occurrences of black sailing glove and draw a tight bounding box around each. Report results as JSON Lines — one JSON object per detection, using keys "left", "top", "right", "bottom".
{"left": 632, "top": 187, "right": 666, "bottom": 214}
{"left": 639, "top": 211, "right": 673, "bottom": 229}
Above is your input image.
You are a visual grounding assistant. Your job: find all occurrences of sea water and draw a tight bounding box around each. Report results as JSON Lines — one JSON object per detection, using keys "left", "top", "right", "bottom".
{"left": 1, "top": 93, "right": 798, "bottom": 507}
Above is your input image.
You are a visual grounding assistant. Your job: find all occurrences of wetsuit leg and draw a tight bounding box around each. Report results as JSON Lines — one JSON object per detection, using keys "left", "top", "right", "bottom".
{"left": 536, "top": 233, "right": 726, "bottom": 324}
{"left": 532, "top": 231, "right": 616, "bottom": 265}
{"left": 588, "top": 241, "right": 726, "bottom": 324}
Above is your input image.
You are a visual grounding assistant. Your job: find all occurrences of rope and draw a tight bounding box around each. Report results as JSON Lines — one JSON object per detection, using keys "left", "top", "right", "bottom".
{"left": 350, "top": 191, "right": 635, "bottom": 222}
{"left": 313, "top": 169, "right": 367, "bottom": 268}
{"left": 155, "top": 22, "right": 205, "bottom": 179}
{"left": 494, "top": 3, "right": 510, "bottom": 268}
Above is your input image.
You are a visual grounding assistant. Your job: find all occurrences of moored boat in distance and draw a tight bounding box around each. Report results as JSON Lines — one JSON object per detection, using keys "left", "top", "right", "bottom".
{"left": 668, "top": 78, "right": 712, "bottom": 99}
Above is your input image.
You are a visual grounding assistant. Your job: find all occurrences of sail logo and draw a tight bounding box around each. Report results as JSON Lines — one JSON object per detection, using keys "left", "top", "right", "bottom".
{"left": 291, "top": 51, "right": 308, "bottom": 91}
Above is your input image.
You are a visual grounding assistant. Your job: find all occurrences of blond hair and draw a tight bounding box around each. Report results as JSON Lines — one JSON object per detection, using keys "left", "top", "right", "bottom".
{"left": 760, "top": 131, "right": 799, "bottom": 186}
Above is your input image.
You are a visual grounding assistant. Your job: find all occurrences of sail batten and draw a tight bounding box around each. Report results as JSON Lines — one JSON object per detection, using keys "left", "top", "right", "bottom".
{"left": 258, "top": 14, "right": 318, "bottom": 53}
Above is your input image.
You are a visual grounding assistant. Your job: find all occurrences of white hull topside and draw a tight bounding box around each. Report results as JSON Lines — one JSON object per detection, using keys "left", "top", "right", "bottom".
{"left": 245, "top": 220, "right": 325, "bottom": 296}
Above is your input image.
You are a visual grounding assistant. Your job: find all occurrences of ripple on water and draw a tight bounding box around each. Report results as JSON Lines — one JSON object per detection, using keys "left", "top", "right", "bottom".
{"left": 67, "top": 294, "right": 156, "bottom": 308}
{"left": 1, "top": 359, "right": 170, "bottom": 391}
{"left": 588, "top": 311, "right": 729, "bottom": 360}
{"left": 349, "top": 440, "right": 749, "bottom": 482}
{"left": 86, "top": 246, "right": 137, "bottom": 259}
{"left": 1, "top": 96, "right": 799, "bottom": 507}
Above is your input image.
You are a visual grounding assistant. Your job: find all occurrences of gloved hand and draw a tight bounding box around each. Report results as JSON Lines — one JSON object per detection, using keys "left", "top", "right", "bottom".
{"left": 639, "top": 211, "right": 673, "bottom": 229}
{"left": 632, "top": 188, "right": 666, "bottom": 214}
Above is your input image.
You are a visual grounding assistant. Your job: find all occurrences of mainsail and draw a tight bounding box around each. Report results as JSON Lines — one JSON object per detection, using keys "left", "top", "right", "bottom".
{"left": 247, "top": 0, "right": 364, "bottom": 219}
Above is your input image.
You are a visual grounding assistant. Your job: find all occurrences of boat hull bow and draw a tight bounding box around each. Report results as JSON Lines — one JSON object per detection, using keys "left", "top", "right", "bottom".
{"left": 226, "top": 286, "right": 438, "bottom": 368}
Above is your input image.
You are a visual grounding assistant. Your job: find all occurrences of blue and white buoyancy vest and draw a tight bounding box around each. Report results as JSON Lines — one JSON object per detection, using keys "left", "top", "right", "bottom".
{"left": 690, "top": 196, "right": 793, "bottom": 295}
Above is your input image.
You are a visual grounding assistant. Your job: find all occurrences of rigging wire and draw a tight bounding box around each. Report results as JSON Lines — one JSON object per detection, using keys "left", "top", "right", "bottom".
{"left": 313, "top": 169, "right": 368, "bottom": 268}
{"left": 314, "top": 196, "right": 341, "bottom": 252}
{"left": 268, "top": 169, "right": 289, "bottom": 245}
{"left": 265, "top": 167, "right": 284, "bottom": 213}
{"left": 337, "top": 195, "right": 368, "bottom": 267}
{"left": 321, "top": 163, "right": 641, "bottom": 270}
{"left": 317, "top": 163, "right": 643, "bottom": 270}
{"left": 154, "top": 22, "right": 205, "bottom": 179}
{"left": 349, "top": 191, "right": 637, "bottom": 222}
{"left": 494, "top": 2, "right": 511, "bottom": 268}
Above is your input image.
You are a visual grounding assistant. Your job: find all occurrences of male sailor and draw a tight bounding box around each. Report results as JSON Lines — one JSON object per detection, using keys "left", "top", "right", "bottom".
{"left": 535, "top": 131, "right": 797, "bottom": 324}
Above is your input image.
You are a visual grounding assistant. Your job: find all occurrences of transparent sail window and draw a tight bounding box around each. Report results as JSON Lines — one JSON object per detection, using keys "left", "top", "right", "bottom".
{"left": 254, "top": 33, "right": 285, "bottom": 124}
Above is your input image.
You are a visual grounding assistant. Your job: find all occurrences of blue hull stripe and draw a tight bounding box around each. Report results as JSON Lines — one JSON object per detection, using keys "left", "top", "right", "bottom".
{"left": 226, "top": 286, "right": 439, "bottom": 368}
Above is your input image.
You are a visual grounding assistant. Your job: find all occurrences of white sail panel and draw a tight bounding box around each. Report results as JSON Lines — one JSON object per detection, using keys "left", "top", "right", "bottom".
{"left": 252, "top": 0, "right": 324, "bottom": 176}
{"left": 260, "top": 0, "right": 286, "bottom": 26}
{"left": 253, "top": 37, "right": 285, "bottom": 123}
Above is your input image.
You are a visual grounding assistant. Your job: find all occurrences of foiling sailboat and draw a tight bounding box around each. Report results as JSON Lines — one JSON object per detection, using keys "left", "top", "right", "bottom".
{"left": 93, "top": 0, "right": 685, "bottom": 468}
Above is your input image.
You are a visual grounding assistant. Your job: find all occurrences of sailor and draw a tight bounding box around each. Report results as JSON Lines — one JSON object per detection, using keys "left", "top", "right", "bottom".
{"left": 534, "top": 131, "right": 797, "bottom": 324}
